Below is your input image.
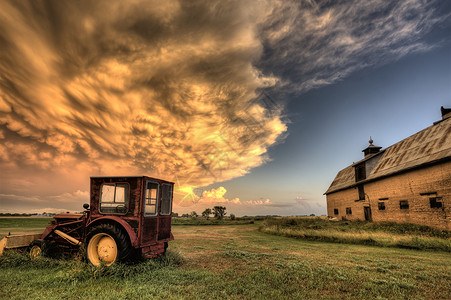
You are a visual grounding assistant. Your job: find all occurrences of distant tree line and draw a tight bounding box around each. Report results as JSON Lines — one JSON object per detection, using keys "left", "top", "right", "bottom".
{"left": 173, "top": 211, "right": 318, "bottom": 220}
{"left": 0, "top": 213, "right": 56, "bottom": 217}
{"left": 176, "top": 206, "right": 228, "bottom": 220}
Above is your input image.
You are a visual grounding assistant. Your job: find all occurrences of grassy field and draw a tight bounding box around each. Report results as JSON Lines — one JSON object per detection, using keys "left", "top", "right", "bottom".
{"left": 259, "top": 217, "right": 451, "bottom": 252}
{"left": 1, "top": 218, "right": 450, "bottom": 299}
{"left": 172, "top": 217, "right": 255, "bottom": 226}
{"left": 0, "top": 217, "right": 52, "bottom": 237}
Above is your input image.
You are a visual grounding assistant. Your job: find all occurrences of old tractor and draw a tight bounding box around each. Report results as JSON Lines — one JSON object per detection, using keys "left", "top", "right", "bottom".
{"left": 0, "top": 176, "right": 174, "bottom": 266}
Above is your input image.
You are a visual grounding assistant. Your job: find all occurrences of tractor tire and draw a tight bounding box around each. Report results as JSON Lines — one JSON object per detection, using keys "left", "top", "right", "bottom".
{"left": 29, "top": 239, "right": 47, "bottom": 259}
{"left": 85, "top": 224, "right": 132, "bottom": 266}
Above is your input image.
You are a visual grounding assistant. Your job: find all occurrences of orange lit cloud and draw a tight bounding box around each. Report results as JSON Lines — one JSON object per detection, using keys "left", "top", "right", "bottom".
{"left": 176, "top": 186, "right": 239, "bottom": 206}
{"left": 175, "top": 186, "right": 274, "bottom": 208}
{"left": 0, "top": 0, "right": 286, "bottom": 208}
{"left": 172, "top": 186, "right": 273, "bottom": 215}
{"left": 245, "top": 199, "right": 271, "bottom": 205}
{"left": 198, "top": 187, "right": 231, "bottom": 203}
{"left": 194, "top": 187, "right": 240, "bottom": 205}
{"left": 0, "top": 190, "right": 89, "bottom": 213}
{"left": 0, "top": 0, "right": 445, "bottom": 212}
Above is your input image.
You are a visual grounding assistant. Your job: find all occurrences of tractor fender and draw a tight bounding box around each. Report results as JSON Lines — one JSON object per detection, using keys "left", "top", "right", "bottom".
{"left": 87, "top": 216, "right": 139, "bottom": 247}
{"left": 41, "top": 225, "right": 56, "bottom": 240}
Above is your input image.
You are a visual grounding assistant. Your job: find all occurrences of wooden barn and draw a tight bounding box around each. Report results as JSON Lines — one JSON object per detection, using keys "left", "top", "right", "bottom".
{"left": 325, "top": 107, "right": 451, "bottom": 230}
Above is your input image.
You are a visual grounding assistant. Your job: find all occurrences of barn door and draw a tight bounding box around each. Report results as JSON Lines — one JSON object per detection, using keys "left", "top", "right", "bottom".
{"left": 364, "top": 206, "right": 372, "bottom": 221}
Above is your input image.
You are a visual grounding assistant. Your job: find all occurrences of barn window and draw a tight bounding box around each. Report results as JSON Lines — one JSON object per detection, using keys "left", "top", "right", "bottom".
{"left": 429, "top": 197, "right": 443, "bottom": 208}
{"left": 378, "top": 202, "right": 386, "bottom": 210}
{"left": 399, "top": 200, "right": 409, "bottom": 210}
{"left": 358, "top": 185, "right": 365, "bottom": 200}
{"left": 355, "top": 163, "right": 366, "bottom": 181}
{"left": 346, "top": 207, "right": 352, "bottom": 215}
{"left": 334, "top": 209, "right": 339, "bottom": 215}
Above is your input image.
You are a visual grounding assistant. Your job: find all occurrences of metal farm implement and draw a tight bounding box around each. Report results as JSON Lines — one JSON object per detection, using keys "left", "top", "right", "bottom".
{"left": 0, "top": 176, "right": 174, "bottom": 266}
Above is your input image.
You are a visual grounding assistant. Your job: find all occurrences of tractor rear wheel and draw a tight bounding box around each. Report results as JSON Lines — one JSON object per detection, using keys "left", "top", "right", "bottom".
{"left": 85, "top": 224, "right": 132, "bottom": 266}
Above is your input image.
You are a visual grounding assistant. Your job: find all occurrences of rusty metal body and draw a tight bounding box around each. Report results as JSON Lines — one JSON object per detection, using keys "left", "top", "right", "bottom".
{"left": 0, "top": 234, "right": 42, "bottom": 255}
{"left": 1, "top": 176, "right": 174, "bottom": 260}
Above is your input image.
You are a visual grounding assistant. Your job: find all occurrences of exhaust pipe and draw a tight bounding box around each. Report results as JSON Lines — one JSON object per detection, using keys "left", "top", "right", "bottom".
{"left": 54, "top": 230, "right": 81, "bottom": 246}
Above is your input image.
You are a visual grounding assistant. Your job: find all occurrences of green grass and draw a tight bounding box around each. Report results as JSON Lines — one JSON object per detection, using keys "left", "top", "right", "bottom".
{"left": 0, "top": 217, "right": 253, "bottom": 240}
{"left": 261, "top": 217, "right": 449, "bottom": 238}
{"left": 1, "top": 219, "right": 450, "bottom": 299}
{"left": 0, "top": 217, "right": 52, "bottom": 238}
{"left": 0, "top": 217, "right": 52, "bottom": 229}
{"left": 172, "top": 218, "right": 254, "bottom": 226}
{"left": 259, "top": 217, "right": 451, "bottom": 252}
{"left": 0, "top": 217, "right": 253, "bottom": 234}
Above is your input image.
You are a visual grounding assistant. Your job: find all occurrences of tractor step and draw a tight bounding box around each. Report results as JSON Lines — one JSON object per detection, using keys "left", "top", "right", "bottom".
{"left": 0, "top": 234, "right": 42, "bottom": 255}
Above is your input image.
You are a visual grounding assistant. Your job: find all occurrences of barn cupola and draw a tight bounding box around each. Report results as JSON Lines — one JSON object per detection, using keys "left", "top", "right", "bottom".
{"left": 362, "top": 137, "right": 382, "bottom": 158}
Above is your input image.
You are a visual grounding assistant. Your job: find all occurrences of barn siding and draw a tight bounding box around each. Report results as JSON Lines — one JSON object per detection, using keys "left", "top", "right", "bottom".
{"left": 326, "top": 161, "right": 451, "bottom": 230}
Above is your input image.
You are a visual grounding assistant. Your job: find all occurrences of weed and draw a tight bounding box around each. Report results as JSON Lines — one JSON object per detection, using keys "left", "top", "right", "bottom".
{"left": 356, "top": 265, "right": 370, "bottom": 271}
{"left": 222, "top": 250, "right": 271, "bottom": 261}
{"left": 0, "top": 250, "right": 68, "bottom": 269}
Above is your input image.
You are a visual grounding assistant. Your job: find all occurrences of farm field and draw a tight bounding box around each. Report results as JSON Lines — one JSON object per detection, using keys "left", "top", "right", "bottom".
{"left": 0, "top": 217, "right": 52, "bottom": 237}
{"left": 0, "top": 218, "right": 450, "bottom": 299}
{"left": 259, "top": 217, "right": 451, "bottom": 252}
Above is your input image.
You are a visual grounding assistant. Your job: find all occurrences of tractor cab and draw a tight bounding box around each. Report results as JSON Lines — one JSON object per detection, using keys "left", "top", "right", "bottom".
{"left": 88, "top": 176, "right": 174, "bottom": 260}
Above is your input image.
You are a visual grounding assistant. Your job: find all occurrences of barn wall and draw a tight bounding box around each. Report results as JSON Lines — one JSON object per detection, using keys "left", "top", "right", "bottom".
{"left": 326, "top": 188, "right": 364, "bottom": 221}
{"left": 326, "top": 161, "right": 451, "bottom": 230}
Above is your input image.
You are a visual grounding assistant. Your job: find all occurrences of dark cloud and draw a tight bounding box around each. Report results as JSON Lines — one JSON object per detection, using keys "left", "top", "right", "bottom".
{"left": 258, "top": 0, "right": 448, "bottom": 92}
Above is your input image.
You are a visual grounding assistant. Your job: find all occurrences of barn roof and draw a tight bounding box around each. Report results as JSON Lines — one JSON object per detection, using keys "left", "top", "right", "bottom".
{"left": 325, "top": 116, "right": 451, "bottom": 195}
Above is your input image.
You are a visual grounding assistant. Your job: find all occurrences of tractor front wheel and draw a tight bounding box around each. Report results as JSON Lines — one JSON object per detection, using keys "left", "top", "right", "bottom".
{"left": 29, "top": 240, "right": 46, "bottom": 259}
{"left": 85, "top": 224, "right": 131, "bottom": 266}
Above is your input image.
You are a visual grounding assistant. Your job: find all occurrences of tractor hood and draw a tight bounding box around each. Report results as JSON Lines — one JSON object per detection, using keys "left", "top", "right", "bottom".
{"left": 53, "top": 213, "right": 83, "bottom": 220}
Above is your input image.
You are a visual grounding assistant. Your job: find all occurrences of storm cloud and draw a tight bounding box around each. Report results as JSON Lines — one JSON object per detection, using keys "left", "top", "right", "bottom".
{"left": 259, "top": 0, "right": 448, "bottom": 92}
{"left": 0, "top": 0, "right": 447, "bottom": 210}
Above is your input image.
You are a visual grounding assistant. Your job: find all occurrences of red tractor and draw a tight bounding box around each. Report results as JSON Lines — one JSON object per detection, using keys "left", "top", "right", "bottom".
{"left": 2, "top": 176, "right": 174, "bottom": 266}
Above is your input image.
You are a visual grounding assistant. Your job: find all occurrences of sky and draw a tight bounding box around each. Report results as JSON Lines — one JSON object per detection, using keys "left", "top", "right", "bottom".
{"left": 0, "top": 0, "right": 450, "bottom": 216}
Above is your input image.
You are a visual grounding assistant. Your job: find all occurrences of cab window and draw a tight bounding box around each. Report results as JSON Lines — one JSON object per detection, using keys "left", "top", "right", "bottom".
{"left": 145, "top": 181, "right": 159, "bottom": 216}
{"left": 160, "top": 184, "right": 173, "bottom": 215}
{"left": 100, "top": 183, "right": 129, "bottom": 214}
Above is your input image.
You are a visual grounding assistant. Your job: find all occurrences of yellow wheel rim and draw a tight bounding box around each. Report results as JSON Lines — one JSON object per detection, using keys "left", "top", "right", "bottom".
{"left": 30, "top": 245, "right": 42, "bottom": 259}
{"left": 87, "top": 233, "right": 117, "bottom": 266}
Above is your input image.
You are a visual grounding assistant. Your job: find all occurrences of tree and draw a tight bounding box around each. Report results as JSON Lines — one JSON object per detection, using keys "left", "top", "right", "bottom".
{"left": 172, "top": 212, "right": 179, "bottom": 217}
{"left": 202, "top": 208, "right": 212, "bottom": 220}
{"left": 190, "top": 211, "right": 198, "bottom": 218}
{"left": 213, "top": 206, "right": 226, "bottom": 220}
{"left": 230, "top": 213, "right": 236, "bottom": 220}
{"left": 181, "top": 213, "right": 189, "bottom": 218}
